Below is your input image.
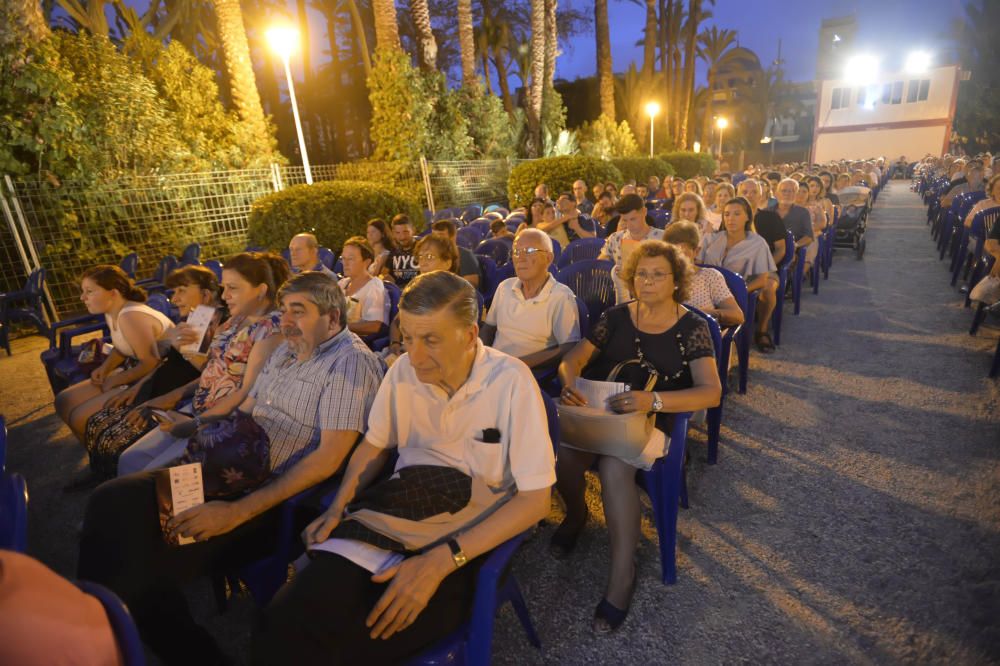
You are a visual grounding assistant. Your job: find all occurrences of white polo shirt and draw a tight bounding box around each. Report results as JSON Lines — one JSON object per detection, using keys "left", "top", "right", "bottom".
{"left": 364, "top": 342, "right": 556, "bottom": 492}
{"left": 338, "top": 277, "right": 388, "bottom": 325}
{"left": 485, "top": 274, "right": 581, "bottom": 358}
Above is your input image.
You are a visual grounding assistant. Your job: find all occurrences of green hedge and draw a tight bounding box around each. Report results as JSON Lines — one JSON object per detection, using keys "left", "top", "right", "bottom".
{"left": 508, "top": 156, "right": 622, "bottom": 208}
{"left": 610, "top": 157, "right": 676, "bottom": 185}
{"left": 247, "top": 180, "right": 423, "bottom": 255}
{"left": 658, "top": 151, "right": 718, "bottom": 179}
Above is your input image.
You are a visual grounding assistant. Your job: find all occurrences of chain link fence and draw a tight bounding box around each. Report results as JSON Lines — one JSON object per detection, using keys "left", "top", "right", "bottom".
{"left": 1, "top": 158, "right": 526, "bottom": 321}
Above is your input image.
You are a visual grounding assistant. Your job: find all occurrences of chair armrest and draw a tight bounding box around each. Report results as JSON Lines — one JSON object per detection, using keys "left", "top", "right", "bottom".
{"left": 48, "top": 313, "right": 105, "bottom": 347}
{"left": 58, "top": 322, "right": 110, "bottom": 355}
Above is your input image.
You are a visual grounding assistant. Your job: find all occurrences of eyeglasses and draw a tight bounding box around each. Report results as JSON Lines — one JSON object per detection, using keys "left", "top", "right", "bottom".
{"left": 634, "top": 270, "right": 673, "bottom": 283}
{"left": 511, "top": 247, "right": 548, "bottom": 259}
{"left": 415, "top": 254, "right": 441, "bottom": 264}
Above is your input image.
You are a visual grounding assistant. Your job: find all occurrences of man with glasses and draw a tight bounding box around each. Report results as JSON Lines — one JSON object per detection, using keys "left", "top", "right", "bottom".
{"left": 480, "top": 229, "right": 580, "bottom": 369}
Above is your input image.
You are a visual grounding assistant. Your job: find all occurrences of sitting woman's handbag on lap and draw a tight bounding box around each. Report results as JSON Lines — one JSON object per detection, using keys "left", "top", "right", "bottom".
{"left": 180, "top": 411, "right": 270, "bottom": 499}
{"left": 557, "top": 358, "right": 658, "bottom": 459}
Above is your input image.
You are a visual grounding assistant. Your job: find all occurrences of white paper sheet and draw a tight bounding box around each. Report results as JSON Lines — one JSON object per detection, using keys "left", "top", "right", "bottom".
{"left": 574, "top": 377, "right": 629, "bottom": 413}
{"left": 309, "top": 538, "right": 405, "bottom": 575}
{"left": 156, "top": 462, "right": 205, "bottom": 546}
{"left": 180, "top": 305, "right": 216, "bottom": 354}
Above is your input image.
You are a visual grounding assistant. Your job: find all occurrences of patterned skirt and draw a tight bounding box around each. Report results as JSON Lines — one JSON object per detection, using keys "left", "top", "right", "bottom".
{"left": 84, "top": 406, "right": 157, "bottom": 478}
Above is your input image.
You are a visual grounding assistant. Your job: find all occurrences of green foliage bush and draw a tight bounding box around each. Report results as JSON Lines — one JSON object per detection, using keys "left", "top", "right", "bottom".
{"left": 247, "top": 181, "right": 423, "bottom": 255}
{"left": 577, "top": 115, "right": 640, "bottom": 159}
{"left": 508, "top": 155, "right": 622, "bottom": 208}
{"left": 659, "top": 151, "right": 718, "bottom": 179}
{"left": 610, "top": 157, "right": 675, "bottom": 185}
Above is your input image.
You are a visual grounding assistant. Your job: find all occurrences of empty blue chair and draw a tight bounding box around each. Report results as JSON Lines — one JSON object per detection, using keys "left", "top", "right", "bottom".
{"left": 461, "top": 204, "right": 484, "bottom": 222}
{"left": 1, "top": 268, "right": 49, "bottom": 354}
{"left": 556, "top": 259, "right": 615, "bottom": 324}
{"left": 0, "top": 472, "right": 28, "bottom": 552}
{"left": 456, "top": 226, "right": 483, "bottom": 250}
{"left": 556, "top": 237, "right": 606, "bottom": 269}
{"left": 137, "top": 255, "right": 178, "bottom": 293}
{"left": 475, "top": 238, "right": 511, "bottom": 266}
{"left": 407, "top": 393, "right": 557, "bottom": 665}
{"left": 636, "top": 412, "right": 692, "bottom": 585}
{"left": 433, "top": 209, "right": 454, "bottom": 222}
{"left": 0, "top": 415, "right": 6, "bottom": 472}
{"left": 202, "top": 259, "right": 222, "bottom": 281}
{"left": 179, "top": 243, "right": 201, "bottom": 267}
{"left": 119, "top": 253, "right": 139, "bottom": 279}
{"left": 77, "top": 581, "right": 146, "bottom": 666}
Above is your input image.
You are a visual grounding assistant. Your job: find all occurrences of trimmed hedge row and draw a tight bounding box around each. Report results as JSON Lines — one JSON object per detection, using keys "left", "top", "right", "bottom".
{"left": 658, "top": 151, "right": 718, "bottom": 179}
{"left": 247, "top": 180, "right": 423, "bottom": 254}
{"left": 508, "top": 155, "right": 622, "bottom": 208}
{"left": 610, "top": 157, "right": 676, "bottom": 185}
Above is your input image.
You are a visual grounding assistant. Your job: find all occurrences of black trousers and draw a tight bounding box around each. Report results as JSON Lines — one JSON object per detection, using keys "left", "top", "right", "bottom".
{"left": 77, "top": 471, "right": 293, "bottom": 665}
{"left": 251, "top": 551, "right": 482, "bottom": 665}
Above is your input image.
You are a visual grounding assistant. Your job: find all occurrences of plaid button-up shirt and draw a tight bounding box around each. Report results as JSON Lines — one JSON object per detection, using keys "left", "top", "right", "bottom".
{"left": 250, "top": 328, "right": 384, "bottom": 474}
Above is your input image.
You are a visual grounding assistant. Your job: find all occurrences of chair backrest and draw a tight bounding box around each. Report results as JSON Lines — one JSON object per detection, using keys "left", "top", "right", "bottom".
{"left": 575, "top": 296, "right": 591, "bottom": 340}
{"left": 0, "top": 415, "right": 6, "bottom": 473}
{"left": 154, "top": 256, "right": 178, "bottom": 284}
{"left": 484, "top": 205, "right": 509, "bottom": 217}
{"left": 474, "top": 238, "right": 511, "bottom": 266}
{"left": 119, "top": 253, "right": 138, "bottom": 279}
{"left": 0, "top": 472, "right": 28, "bottom": 552}
{"left": 957, "top": 191, "right": 987, "bottom": 219}
{"left": 26, "top": 268, "right": 45, "bottom": 295}
{"left": 478, "top": 255, "right": 500, "bottom": 305}
{"left": 550, "top": 238, "right": 562, "bottom": 264}
{"left": 505, "top": 220, "right": 522, "bottom": 234}
{"left": 556, "top": 259, "right": 615, "bottom": 323}
{"left": 244, "top": 245, "right": 266, "bottom": 253}
{"left": 383, "top": 281, "right": 401, "bottom": 325}
{"left": 778, "top": 231, "right": 795, "bottom": 271}
{"left": 684, "top": 305, "right": 724, "bottom": 374}
{"left": 433, "top": 209, "right": 454, "bottom": 222}
{"left": 557, "top": 237, "right": 606, "bottom": 269}
{"left": 202, "top": 259, "right": 223, "bottom": 281}
{"left": 456, "top": 226, "right": 483, "bottom": 250}
{"left": 977, "top": 208, "right": 1000, "bottom": 237}
{"left": 462, "top": 204, "right": 484, "bottom": 222}
{"left": 76, "top": 581, "right": 146, "bottom": 666}
{"left": 700, "top": 264, "right": 749, "bottom": 315}
{"left": 179, "top": 243, "right": 201, "bottom": 267}
{"left": 280, "top": 247, "right": 292, "bottom": 265}
{"left": 469, "top": 219, "right": 492, "bottom": 237}
{"left": 318, "top": 247, "right": 336, "bottom": 270}
{"left": 145, "top": 292, "right": 176, "bottom": 322}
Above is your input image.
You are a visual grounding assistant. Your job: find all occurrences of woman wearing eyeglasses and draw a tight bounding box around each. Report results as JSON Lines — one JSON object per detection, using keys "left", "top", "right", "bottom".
{"left": 554, "top": 240, "right": 721, "bottom": 634}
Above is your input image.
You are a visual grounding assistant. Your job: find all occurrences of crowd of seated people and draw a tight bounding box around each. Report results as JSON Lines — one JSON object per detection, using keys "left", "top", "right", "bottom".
{"left": 28, "top": 154, "right": 906, "bottom": 663}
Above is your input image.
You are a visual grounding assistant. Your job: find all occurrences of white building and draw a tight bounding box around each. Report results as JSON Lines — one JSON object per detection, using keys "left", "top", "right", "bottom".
{"left": 811, "top": 64, "right": 960, "bottom": 163}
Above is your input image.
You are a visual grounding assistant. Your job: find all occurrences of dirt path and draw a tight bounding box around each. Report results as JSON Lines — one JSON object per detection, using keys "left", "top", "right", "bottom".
{"left": 2, "top": 181, "right": 998, "bottom": 664}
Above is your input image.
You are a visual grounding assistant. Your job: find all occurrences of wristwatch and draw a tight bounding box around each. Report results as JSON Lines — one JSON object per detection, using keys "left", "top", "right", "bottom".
{"left": 651, "top": 391, "right": 663, "bottom": 412}
{"left": 447, "top": 538, "right": 468, "bottom": 568}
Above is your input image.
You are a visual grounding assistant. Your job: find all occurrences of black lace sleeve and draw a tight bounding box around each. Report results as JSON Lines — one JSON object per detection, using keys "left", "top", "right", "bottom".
{"left": 587, "top": 305, "right": 625, "bottom": 350}
{"left": 683, "top": 315, "right": 715, "bottom": 362}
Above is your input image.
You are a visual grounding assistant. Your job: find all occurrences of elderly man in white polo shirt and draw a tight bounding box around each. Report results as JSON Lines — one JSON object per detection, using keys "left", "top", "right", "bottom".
{"left": 480, "top": 228, "right": 581, "bottom": 369}
{"left": 253, "top": 270, "right": 554, "bottom": 665}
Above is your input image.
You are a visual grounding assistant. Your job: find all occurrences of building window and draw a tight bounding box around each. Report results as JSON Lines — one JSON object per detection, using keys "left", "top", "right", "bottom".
{"left": 891, "top": 81, "right": 903, "bottom": 104}
{"left": 918, "top": 79, "right": 930, "bottom": 101}
{"left": 907, "top": 80, "right": 919, "bottom": 103}
{"left": 857, "top": 87, "right": 866, "bottom": 106}
{"left": 881, "top": 83, "right": 892, "bottom": 105}
{"left": 831, "top": 87, "right": 842, "bottom": 109}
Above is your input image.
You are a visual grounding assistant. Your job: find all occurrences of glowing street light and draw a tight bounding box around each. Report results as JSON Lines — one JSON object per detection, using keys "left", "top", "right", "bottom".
{"left": 844, "top": 54, "right": 879, "bottom": 86}
{"left": 905, "top": 50, "right": 932, "bottom": 74}
{"left": 266, "top": 25, "right": 313, "bottom": 185}
{"left": 715, "top": 117, "right": 728, "bottom": 157}
{"left": 693, "top": 141, "right": 701, "bottom": 153}
{"left": 645, "top": 101, "right": 661, "bottom": 157}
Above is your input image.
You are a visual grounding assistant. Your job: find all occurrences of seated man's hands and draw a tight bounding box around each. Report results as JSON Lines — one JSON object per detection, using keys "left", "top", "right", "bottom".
{"left": 302, "top": 504, "right": 345, "bottom": 547}
{"left": 167, "top": 501, "right": 246, "bottom": 543}
{"left": 366, "top": 545, "right": 454, "bottom": 640}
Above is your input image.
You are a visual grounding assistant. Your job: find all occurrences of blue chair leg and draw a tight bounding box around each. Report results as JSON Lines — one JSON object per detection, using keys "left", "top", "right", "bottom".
{"left": 500, "top": 576, "right": 542, "bottom": 648}
{"left": 706, "top": 404, "right": 722, "bottom": 465}
{"left": 793, "top": 251, "right": 805, "bottom": 316}
{"left": 772, "top": 273, "right": 786, "bottom": 346}
{"left": 991, "top": 336, "right": 1000, "bottom": 378}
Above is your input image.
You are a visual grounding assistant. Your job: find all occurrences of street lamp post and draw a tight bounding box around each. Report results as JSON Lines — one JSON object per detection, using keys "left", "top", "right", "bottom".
{"left": 716, "top": 117, "right": 728, "bottom": 160}
{"left": 645, "top": 101, "right": 661, "bottom": 157}
{"left": 266, "top": 26, "right": 313, "bottom": 185}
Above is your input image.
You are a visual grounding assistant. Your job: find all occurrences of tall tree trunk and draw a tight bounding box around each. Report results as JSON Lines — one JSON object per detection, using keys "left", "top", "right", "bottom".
{"left": 494, "top": 54, "right": 515, "bottom": 114}
{"left": 527, "top": 0, "right": 545, "bottom": 155}
{"left": 594, "top": 0, "right": 615, "bottom": 120}
{"left": 543, "top": 0, "right": 557, "bottom": 89}
{"left": 701, "top": 68, "right": 714, "bottom": 149}
{"left": 372, "top": 0, "right": 400, "bottom": 51}
{"left": 411, "top": 0, "right": 437, "bottom": 70}
{"left": 658, "top": 0, "right": 668, "bottom": 77}
{"left": 344, "top": 0, "right": 373, "bottom": 76}
{"left": 213, "top": 0, "right": 270, "bottom": 145}
{"left": 482, "top": 49, "right": 494, "bottom": 95}
{"left": 2, "top": 0, "right": 50, "bottom": 51}
{"left": 677, "top": 0, "right": 700, "bottom": 148}
{"left": 642, "top": 0, "right": 657, "bottom": 77}
{"left": 458, "top": 0, "right": 476, "bottom": 87}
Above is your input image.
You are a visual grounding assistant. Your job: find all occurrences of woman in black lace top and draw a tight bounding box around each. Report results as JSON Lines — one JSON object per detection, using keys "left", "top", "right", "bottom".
{"left": 554, "top": 240, "right": 721, "bottom": 633}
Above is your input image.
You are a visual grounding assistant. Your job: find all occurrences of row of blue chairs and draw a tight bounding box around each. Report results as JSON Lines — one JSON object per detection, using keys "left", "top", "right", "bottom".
{"left": 917, "top": 173, "right": 1000, "bottom": 377}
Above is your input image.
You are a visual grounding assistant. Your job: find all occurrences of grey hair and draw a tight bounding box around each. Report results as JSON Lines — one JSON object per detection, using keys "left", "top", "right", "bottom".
{"left": 514, "top": 227, "right": 553, "bottom": 253}
{"left": 738, "top": 179, "right": 761, "bottom": 197}
{"left": 277, "top": 271, "right": 347, "bottom": 328}
{"left": 400, "top": 271, "right": 478, "bottom": 327}
{"left": 292, "top": 232, "right": 319, "bottom": 249}
{"left": 777, "top": 177, "right": 800, "bottom": 192}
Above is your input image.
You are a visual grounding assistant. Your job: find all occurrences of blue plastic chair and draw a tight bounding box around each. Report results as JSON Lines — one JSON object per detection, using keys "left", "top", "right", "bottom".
{"left": 469, "top": 219, "right": 492, "bottom": 238}
{"left": 137, "top": 255, "right": 178, "bottom": 293}
{"left": 371, "top": 282, "right": 403, "bottom": 352}
{"left": 318, "top": 247, "right": 337, "bottom": 271}
{"left": 960, "top": 209, "right": 1000, "bottom": 304}
{"left": 685, "top": 306, "right": 725, "bottom": 465}
{"left": 146, "top": 292, "right": 178, "bottom": 322}
{"left": 77, "top": 581, "right": 146, "bottom": 666}
{"left": 456, "top": 226, "right": 483, "bottom": 250}
{"left": 531, "top": 298, "right": 590, "bottom": 395}
{"left": 0, "top": 415, "right": 6, "bottom": 472}
{"left": 636, "top": 412, "right": 692, "bottom": 585}
{"left": 948, "top": 192, "right": 988, "bottom": 283}
{"left": 556, "top": 237, "right": 606, "bottom": 269}
{"left": 702, "top": 264, "right": 753, "bottom": 398}
{"left": 771, "top": 232, "right": 795, "bottom": 345}
{"left": 407, "top": 393, "right": 557, "bottom": 665}
{"left": 202, "top": 259, "right": 223, "bottom": 282}
{"left": 179, "top": 243, "right": 201, "bottom": 267}
{"left": 461, "top": 204, "right": 484, "bottom": 222}
{"left": 556, "top": 259, "right": 615, "bottom": 324}
{"left": 119, "top": 253, "right": 139, "bottom": 279}
{"left": 0, "top": 471, "right": 28, "bottom": 552}
{"left": 475, "top": 238, "right": 511, "bottom": 266}
{"left": 792, "top": 243, "right": 806, "bottom": 316}
{"left": 969, "top": 254, "right": 997, "bottom": 336}
{"left": 550, "top": 238, "right": 562, "bottom": 265}
{"left": 478, "top": 256, "right": 500, "bottom": 307}
{"left": 280, "top": 247, "right": 292, "bottom": 265}
{"left": 39, "top": 312, "right": 111, "bottom": 396}
{"left": 0, "top": 268, "right": 49, "bottom": 354}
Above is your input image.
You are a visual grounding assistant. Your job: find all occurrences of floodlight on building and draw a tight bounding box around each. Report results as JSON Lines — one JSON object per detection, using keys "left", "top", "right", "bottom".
{"left": 760, "top": 136, "right": 772, "bottom": 144}
{"left": 844, "top": 54, "right": 879, "bottom": 86}
{"left": 905, "top": 51, "right": 931, "bottom": 74}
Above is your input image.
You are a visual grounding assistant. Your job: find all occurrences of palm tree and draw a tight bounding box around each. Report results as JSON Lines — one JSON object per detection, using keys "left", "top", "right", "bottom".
{"left": 213, "top": 0, "right": 270, "bottom": 144}
{"left": 642, "top": 0, "right": 657, "bottom": 77}
{"left": 372, "top": 0, "right": 401, "bottom": 50}
{"left": 527, "top": 0, "right": 545, "bottom": 155}
{"left": 675, "top": 0, "right": 702, "bottom": 148}
{"left": 697, "top": 26, "right": 737, "bottom": 149}
{"left": 458, "top": 0, "right": 476, "bottom": 86}
{"left": 543, "top": 0, "right": 557, "bottom": 89}
{"left": 2, "top": 0, "right": 50, "bottom": 49}
{"left": 594, "top": 0, "right": 615, "bottom": 120}
{"left": 411, "top": 0, "right": 438, "bottom": 70}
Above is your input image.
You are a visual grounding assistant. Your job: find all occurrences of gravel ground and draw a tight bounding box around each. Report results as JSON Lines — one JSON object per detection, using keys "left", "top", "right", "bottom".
{"left": 2, "top": 182, "right": 999, "bottom": 665}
